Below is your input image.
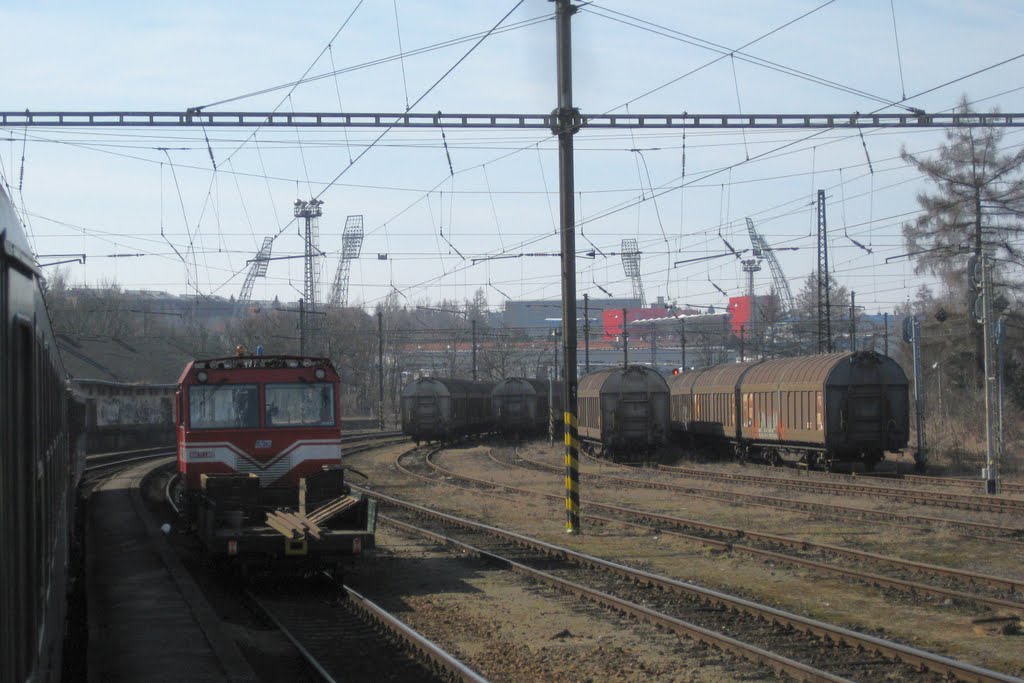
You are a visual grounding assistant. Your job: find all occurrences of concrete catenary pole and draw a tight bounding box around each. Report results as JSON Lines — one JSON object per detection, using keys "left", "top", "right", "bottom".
{"left": 378, "top": 310, "right": 385, "bottom": 430}
{"left": 622, "top": 308, "right": 629, "bottom": 367}
{"left": 980, "top": 255, "right": 999, "bottom": 494}
{"left": 884, "top": 312, "right": 889, "bottom": 355}
{"left": 583, "top": 293, "right": 590, "bottom": 373}
{"left": 911, "top": 317, "right": 926, "bottom": 471}
{"left": 680, "top": 317, "right": 686, "bottom": 371}
{"left": 850, "top": 291, "right": 856, "bottom": 351}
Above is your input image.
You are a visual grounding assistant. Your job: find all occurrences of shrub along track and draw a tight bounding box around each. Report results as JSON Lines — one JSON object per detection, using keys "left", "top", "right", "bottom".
{"left": 355, "top": 458, "right": 1020, "bottom": 683}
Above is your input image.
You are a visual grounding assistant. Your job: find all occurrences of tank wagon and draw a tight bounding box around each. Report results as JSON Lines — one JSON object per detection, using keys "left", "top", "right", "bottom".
{"left": 400, "top": 377, "right": 494, "bottom": 443}
{"left": 491, "top": 377, "right": 564, "bottom": 436}
{"left": 1, "top": 185, "right": 84, "bottom": 682}
{"left": 577, "top": 365, "right": 671, "bottom": 460}
{"left": 175, "top": 355, "right": 376, "bottom": 574}
{"left": 668, "top": 351, "right": 909, "bottom": 469}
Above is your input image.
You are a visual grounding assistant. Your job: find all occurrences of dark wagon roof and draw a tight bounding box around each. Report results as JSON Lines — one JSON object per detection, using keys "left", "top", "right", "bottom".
{"left": 492, "top": 377, "right": 546, "bottom": 396}
{"left": 578, "top": 365, "right": 668, "bottom": 398}
{"left": 742, "top": 353, "right": 853, "bottom": 386}
{"left": 688, "top": 360, "right": 761, "bottom": 393}
{"left": 740, "top": 352, "right": 907, "bottom": 387}
{"left": 401, "top": 377, "right": 493, "bottom": 397}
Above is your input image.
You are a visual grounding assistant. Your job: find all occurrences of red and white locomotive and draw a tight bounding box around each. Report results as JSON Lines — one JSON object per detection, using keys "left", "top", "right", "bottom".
{"left": 175, "top": 353, "right": 375, "bottom": 572}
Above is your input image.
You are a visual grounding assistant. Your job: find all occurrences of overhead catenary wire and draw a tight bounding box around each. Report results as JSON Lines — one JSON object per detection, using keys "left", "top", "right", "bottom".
{"left": 194, "top": 12, "right": 552, "bottom": 111}
{"left": 730, "top": 55, "right": 750, "bottom": 161}
{"left": 158, "top": 152, "right": 198, "bottom": 294}
{"left": 393, "top": 0, "right": 411, "bottom": 111}
{"left": 326, "top": 44, "right": 354, "bottom": 165}
{"left": 889, "top": 0, "right": 907, "bottom": 100}
{"left": 13, "top": 15, "right": 1023, "bottom": 310}
{"left": 594, "top": 0, "right": 845, "bottom": 114}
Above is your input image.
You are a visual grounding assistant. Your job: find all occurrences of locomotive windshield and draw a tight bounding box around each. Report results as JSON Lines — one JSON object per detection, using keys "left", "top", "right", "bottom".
{"left": 189, "top": 384, "right": 259, "bottom": 429}
{"left": 265, "top": 383, "right": 336, "bottom": 427}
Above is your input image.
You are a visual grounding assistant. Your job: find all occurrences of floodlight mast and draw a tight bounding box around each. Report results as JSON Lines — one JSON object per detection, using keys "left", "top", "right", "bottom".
{"left": 294, "top": 199, "right": 324, "bottom": 349}
{"left": 620, "top": 238, "right": 646, "bottom": 306}
{"left": 328, "top": 215, "right": 364, "bottom": 307}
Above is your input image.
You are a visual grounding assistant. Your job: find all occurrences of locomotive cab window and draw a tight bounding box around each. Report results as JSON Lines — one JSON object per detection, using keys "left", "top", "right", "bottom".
{"left": 265, "top": 382, "right": 335, "bottom": 427}
{"left": 188, "top": 383, "right": 259, "bottom": 429}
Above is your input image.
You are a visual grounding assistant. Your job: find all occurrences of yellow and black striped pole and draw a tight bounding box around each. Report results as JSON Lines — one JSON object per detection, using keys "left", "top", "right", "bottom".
{"left": 564, "top": 410, "right": 581, "bottom": 532}
{"left": 553, "top": 0, "right": 581, "bottom": 534}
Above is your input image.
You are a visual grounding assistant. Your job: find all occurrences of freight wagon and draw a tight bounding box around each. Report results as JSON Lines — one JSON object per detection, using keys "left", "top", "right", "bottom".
{"left": 668, "top": 351, "right": 910, "bottom": 470}
{"left": 577, "top": 365, "right": 671, "bottom": 461}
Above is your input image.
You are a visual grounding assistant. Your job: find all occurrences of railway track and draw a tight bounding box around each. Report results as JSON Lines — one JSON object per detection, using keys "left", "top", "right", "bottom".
{"left": 413, "top": 447, "right": 1024, "bottom": 613}
{"left": 658, "top": 463, "right": 1024, "bottom": 515}
{"left": 746, "top": 461, "right": 1024, "bottom": 495}
{"left": 358, "top": 468, "right": 1020, "bottom": 683}
{"left": 341, "top": 429, "right": 404, "bottom": 444}
{"left": 82, "top": 446, "right": 175, "bottom": 484}
{"left": 495, "top": 450, "right": 1024, "bottom": 606}
{"left": 387, "top": 446, "right": 1024, "bottom": 618}
{"left": 901, "top": 473, "right": 1024, "bottom": 495}
{"left": 569, "top": 453, "right": 1024, "bottom": 544}
{"left": 246, "top": 577, "right": 485, "bottom": 683}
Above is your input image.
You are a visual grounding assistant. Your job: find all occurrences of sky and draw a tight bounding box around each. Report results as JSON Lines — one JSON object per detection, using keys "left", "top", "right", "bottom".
{"left": 2, "top": 0, "right": 1023, "bottom": 315}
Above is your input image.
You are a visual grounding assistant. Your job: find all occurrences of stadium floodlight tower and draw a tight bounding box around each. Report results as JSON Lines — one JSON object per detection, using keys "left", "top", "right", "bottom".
{"left": 294, "top": 198, "right": 324, "bottom": 314}
{"left": 745, "top": 217, "right": 794, "bottom": 316}
{"left": 328, "top": 215, "right": 364, "bottom": 308}
{"left": 239, "top": 236, "right": 273, "bottom": 304}
{"left": 620, "top": 238, "right": 646, "bottom": 307}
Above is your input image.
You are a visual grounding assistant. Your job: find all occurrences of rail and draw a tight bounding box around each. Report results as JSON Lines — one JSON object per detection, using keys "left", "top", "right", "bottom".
{"left": 245, "top": 581, "right": 486, "bottom": 683}
{"left": 359, "top": 473, "right": 1020, "bottom": 683}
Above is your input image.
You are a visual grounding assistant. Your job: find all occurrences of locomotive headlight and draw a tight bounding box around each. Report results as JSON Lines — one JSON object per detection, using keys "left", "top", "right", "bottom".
{"left": 314, "top": 368, "right": 326, "bottom": 380}
{"left": 197, "top": 371, "right": 209, "bottom": 383}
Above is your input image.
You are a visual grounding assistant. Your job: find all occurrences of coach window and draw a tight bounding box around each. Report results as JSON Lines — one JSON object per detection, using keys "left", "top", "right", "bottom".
{"left": 265, "top": 382, "right": 336, "bottom": 427}
{"left": 189, "top": 384, "right": 259, "bottom": 429}
{"left": 13, "top": 319, "right": 35, "bottom": 668}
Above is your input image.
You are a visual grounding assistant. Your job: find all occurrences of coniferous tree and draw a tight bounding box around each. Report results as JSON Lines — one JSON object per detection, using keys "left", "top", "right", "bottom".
{"left": 901, "top": 98, "right": 1024, "bottom": 287}
{"left": 901, "top": 96, "right": 1024, "bottom": 370}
